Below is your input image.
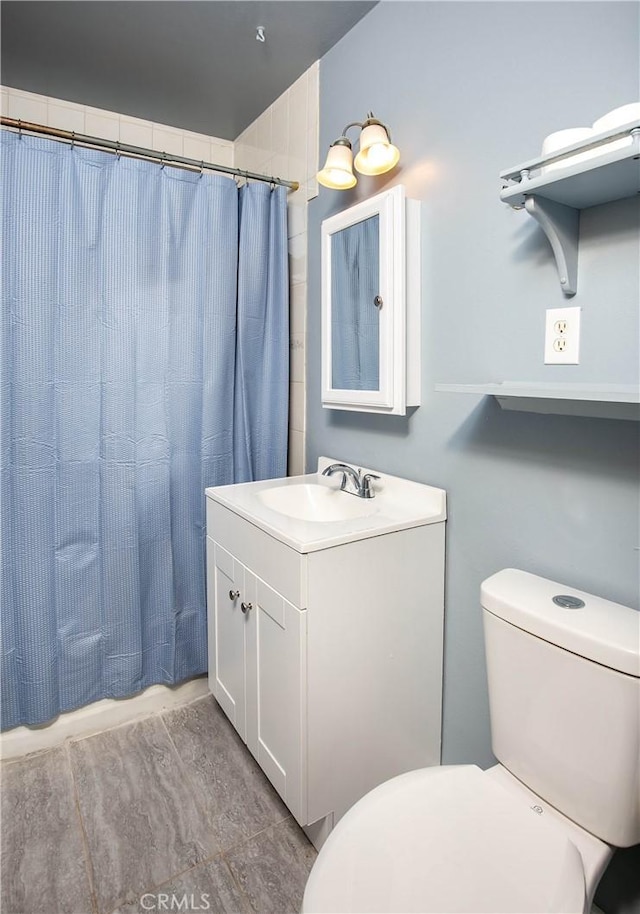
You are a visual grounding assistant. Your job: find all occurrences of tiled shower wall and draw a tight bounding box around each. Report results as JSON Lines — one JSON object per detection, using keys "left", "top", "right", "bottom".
{"left": 1, "top": 67, "right": 319, "bottom": 476}
{"left": 0, "top": 86, "right": 234, "bottom": 171}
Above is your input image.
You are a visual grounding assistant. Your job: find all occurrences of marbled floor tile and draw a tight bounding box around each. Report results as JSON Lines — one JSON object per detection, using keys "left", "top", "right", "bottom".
{"left": 162, "top": 697, "right": 289, "bottom": 850}
{"left": 69, "top": 716, "right": 219, "bottom": 914}
{"left": 112, "top": 857, "right": 252, "bottom": 914}
{"left": 1, "top": 748, "right": 94, "bottom": 914}
{"left": 224, "top": 817, "right": 317, "bottom": 914}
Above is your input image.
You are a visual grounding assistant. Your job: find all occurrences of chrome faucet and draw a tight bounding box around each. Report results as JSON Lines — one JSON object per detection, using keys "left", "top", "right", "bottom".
{"left": 322, "top": 463, "right": 380, "bottom": 499}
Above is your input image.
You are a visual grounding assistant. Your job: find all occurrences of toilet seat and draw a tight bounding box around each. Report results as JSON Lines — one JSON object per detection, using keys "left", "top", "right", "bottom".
{"left": 302, "top": 765, "right": 586, "bottom": 914}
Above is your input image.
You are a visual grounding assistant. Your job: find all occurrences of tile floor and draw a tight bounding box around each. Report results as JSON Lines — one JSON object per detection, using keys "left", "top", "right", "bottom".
{"left": 1, "top": 695, "right": 317, "bottom": 914}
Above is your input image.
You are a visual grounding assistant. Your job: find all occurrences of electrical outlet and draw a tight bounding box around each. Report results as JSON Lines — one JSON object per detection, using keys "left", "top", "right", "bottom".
{"left": 544, "top": 307, "right": 581, "bottom": 364}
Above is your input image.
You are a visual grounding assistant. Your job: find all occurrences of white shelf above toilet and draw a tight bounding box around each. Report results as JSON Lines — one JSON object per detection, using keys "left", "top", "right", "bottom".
{"left": 435, "top": 382, "right": 640, "bottom": 420}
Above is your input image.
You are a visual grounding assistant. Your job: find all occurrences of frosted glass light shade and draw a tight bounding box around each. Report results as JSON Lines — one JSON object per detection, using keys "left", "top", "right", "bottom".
{"left": 317, "top": 143, "right": 357, "bottom": 189}
{"left": 354, "top": 123, "right": 400, "bottom": 176}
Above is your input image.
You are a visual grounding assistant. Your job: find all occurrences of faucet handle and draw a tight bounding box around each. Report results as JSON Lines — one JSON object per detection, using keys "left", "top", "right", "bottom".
{"left": 361, "top": 473, "right": 380, "bottom": 498}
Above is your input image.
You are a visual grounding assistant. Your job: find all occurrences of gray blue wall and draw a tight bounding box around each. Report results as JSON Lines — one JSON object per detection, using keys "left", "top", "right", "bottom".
{"left": 307, "top": 0, "right": 639, "bottom": 775}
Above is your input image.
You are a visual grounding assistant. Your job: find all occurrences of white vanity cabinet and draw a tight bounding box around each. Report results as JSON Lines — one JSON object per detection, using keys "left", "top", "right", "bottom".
{"left": 206, "top": 462, "right": 446, "bottom": 848}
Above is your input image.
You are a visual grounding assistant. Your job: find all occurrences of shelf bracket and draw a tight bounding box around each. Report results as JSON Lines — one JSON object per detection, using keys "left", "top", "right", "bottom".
{"left": 524, "top": 196, "right": 579, "bottom": 296}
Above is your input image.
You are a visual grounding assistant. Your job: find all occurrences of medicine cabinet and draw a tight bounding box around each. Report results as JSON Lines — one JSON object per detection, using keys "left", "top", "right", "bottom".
{"left": 321, "top": 185, "right": 421, "bottom": 415}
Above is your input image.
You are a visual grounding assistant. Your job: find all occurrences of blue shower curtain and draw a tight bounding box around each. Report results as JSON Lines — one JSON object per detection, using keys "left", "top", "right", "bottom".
{"left": 1, "top": 131, "right": 289, "bottom": 730}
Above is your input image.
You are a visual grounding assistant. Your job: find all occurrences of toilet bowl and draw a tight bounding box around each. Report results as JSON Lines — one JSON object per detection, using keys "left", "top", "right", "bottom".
{"left": 302, "top": 764, "right": 611, "bottom": 914}
{"left": 302, "top": 570, "right": 639, "bottom": 914}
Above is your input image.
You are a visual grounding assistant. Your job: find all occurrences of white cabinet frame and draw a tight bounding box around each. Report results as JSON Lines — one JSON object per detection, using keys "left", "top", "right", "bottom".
{"left": 321, "top": 184, "right": 421, "bottom": 415}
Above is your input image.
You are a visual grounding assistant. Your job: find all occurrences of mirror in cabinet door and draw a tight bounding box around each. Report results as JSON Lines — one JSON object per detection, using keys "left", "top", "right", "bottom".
{"left": 321, "top": 184, "right": 421, "bottom": 415}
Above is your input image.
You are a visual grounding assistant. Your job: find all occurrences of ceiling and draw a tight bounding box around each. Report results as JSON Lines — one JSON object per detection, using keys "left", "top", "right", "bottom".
{"left": 1, "top": 1, "right": 377, "bottom": 140}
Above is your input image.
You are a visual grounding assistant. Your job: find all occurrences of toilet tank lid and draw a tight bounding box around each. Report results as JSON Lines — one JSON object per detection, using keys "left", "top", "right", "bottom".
{"left": 481, "top": 569, "right": 640, "bottom": 677}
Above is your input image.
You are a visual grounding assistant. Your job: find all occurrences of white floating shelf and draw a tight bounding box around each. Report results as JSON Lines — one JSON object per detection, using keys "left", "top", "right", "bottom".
{"left": 499, "top": 120, "right": 640, "bottom": 295}
{"left": 435, "top": 383, "right": 640, "bottom": 421}
{"left": 500, "top": 124, "right": 640, "bottom": 210}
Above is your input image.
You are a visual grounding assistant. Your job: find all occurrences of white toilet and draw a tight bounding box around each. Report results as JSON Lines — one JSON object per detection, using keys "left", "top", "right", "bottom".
{"left": 302, "top": 569, "right": 640, "bottom": 914}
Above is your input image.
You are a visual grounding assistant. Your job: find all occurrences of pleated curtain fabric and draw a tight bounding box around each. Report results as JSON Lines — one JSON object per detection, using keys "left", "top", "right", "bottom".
{"left": 234, "top": 182, "right": 289, "bottom": 482}
{"left": 0, "top": 131, "right": 289, "bottom": 729}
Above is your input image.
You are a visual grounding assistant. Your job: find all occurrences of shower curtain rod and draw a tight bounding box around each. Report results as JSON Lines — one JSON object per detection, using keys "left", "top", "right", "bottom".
{"left": 1, "top": 117, "right": 300, "bottom": 191}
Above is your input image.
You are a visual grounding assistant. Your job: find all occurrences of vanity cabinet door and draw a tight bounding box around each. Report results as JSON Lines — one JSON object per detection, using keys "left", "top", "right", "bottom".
{"left": 208, "top": 542, "right": 247, "bottom": 740}
{"left": 245, "top": 573, "right": 308, "bottom": 825}
{"left": 207, "top": 539, "right": 308, "bottom": 825}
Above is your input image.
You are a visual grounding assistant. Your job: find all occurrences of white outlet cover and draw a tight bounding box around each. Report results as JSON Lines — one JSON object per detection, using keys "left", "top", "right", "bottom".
{"left": 544, "top": 306, "right": 581, "bottom": 365}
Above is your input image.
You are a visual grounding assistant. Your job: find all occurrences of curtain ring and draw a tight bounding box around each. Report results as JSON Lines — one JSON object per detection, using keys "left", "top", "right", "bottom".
{"left": 160, "top": 153, "right": 166, "bottom": 170}
{"left": 115, "top": 141, "right": 120, "bottom": 159}
{"left": 70, "top": 130, "right": 75, "bottom": 149}
{"left": 18, "top": 119, "right": 23, "bottom": 140}
{"left": 200, "top": 160, "right": 205, "bottom": 177}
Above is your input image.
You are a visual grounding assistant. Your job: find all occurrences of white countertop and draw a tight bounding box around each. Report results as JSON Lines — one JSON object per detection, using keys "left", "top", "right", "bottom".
{"left": 205, "top": 458, "right": 447, "bottom": 553}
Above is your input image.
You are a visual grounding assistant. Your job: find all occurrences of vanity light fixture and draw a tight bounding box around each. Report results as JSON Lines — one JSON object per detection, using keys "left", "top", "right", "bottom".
{"left": 317, "top": 113, "right": 400, "bottom": 189}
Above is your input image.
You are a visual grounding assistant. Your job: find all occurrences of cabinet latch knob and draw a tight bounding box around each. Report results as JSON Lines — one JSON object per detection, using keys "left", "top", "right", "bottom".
{"left": 229, "top": 589, "right": 240, "bottom": 600}
{"left": 241, "top": 601, "right": 253, "bottom": 614}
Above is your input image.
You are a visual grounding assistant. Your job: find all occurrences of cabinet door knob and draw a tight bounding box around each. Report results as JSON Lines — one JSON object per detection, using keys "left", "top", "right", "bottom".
{"left": 241, "top": 601, "right": 253, "bottom": 614}
{"left": 229, "top": 589, "right": 240, "bottom": 600}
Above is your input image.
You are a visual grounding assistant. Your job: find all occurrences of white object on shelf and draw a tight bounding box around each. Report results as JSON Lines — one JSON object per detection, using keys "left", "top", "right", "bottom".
{"left": 205, "top": 459, "right": 446, "bottom": 849}
{"left": 541, "top": 127, "right": 596, "bottom": 174}
{"left": 500, "top": 119, "right": 640, "bottom": 295}
{"left": 592, "top": 103, "right": 640, "bottom": 155}
{"left": 501, "top": 119, "right": 640, "bottom": 206}
{"left": 593, "top": 102, "right": 640, "bottom": 129}
{"left": 435, "top": 382, "right": 640, "bottom": 420}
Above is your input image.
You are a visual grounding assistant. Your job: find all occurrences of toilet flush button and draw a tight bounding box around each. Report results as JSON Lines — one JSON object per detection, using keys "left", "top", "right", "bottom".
{"left": 552, "top": 595, "right": 586, "bottom": 609}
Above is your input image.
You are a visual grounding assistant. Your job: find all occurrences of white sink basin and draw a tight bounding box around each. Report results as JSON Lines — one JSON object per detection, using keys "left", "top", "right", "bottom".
{"left": 257, "top": 483, "right": 378, "bottom": 522}
{"left": 206, "top": 458, "right": 447, "bottom": 553}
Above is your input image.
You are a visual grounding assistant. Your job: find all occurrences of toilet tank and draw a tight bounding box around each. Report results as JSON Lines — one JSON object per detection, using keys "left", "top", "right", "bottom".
{"left": 481, "top": 569, "right": 640, "bottom": 848}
